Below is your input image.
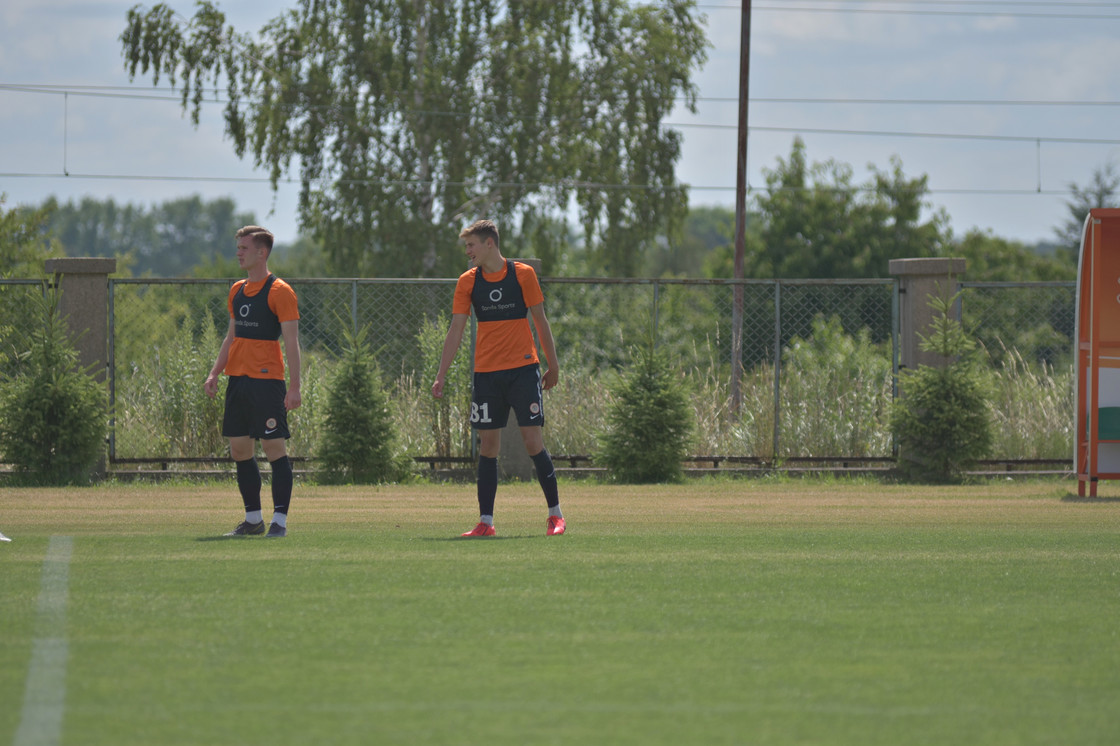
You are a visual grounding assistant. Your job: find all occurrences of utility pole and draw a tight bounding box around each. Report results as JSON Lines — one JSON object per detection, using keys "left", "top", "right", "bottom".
{"left": 730, "top": 0, "right": 752, "bottom": 414}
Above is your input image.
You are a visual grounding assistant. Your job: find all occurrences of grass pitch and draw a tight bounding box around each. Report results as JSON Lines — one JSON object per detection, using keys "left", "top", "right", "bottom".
{"left": 2, "top": 478, "right": 1120, "bottom": 745}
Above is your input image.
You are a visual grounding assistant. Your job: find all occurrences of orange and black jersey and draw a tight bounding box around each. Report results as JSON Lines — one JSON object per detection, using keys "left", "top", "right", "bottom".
{"left": 452, "top": 260, "right": 544, "bottom": 373}
{"left": 224, "top": 274, "right": 299, "bottom": 380}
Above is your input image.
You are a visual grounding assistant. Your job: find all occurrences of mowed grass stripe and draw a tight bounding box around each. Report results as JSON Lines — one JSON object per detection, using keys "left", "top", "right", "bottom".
{"left": 13, "top": 535, "right": 73, "bottom": 746}
{"left": 1, "top": 481, "right": 1119, "bottom": 745}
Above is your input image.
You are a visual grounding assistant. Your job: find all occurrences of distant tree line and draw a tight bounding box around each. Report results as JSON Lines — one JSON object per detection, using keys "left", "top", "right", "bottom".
{"left": 2, "top": 142, "right": 1117, "bottom": 282}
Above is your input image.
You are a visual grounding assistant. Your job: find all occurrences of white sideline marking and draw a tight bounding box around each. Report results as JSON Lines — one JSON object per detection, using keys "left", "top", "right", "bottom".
{"left": 14, "top": 536, "right": 73, "bottom": 746}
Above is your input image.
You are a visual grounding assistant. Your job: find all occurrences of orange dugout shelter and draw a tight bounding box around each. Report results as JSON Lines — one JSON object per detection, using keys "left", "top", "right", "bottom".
{"left": 1075, "top": 208, "right": 1120, "bottom": 496}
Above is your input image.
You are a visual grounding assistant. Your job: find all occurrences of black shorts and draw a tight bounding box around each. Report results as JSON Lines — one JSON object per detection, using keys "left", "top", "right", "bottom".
{"left": 222, "top": 376, "right": 290, "bottom": 440}
{"left": 471, "top": 364, "right": 544, "bottom": 430}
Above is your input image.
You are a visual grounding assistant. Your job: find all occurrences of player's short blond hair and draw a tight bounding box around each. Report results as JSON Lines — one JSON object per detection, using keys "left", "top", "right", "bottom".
{"left": 459, "top": 219, "right": 499, "bottom": 247}
{"left": 236, "top": 225, "right": 274, "bottom": 252}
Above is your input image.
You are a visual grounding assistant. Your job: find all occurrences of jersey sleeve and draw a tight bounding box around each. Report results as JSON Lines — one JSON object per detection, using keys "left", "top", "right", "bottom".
{"left": 452, "top": 270, "right": 476, "bottom": 316}
{"left": 269, "top": 279, "right": 301, "bottom": 322}
{"left": 515, "top": 263, "right": 544, "bottom": 307}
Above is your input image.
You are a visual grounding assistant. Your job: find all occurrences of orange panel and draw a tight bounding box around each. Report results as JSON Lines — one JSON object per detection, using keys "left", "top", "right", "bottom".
{"left": 1096, "top": 219, "right": 1120, "bottom": 343}
{"left": 1075, "top": 208, "right": 1120, "bottom": 487}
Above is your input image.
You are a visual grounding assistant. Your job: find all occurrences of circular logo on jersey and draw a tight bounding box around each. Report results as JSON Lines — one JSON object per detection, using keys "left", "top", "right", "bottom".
{"left": 265, "top": 418, "right": 278, "bottom": 430}
{"left": 239, "top": 304, "right": 251, "bottom": 318}
{"left": 489, "top": 288, "right": 503, "bottom": 303}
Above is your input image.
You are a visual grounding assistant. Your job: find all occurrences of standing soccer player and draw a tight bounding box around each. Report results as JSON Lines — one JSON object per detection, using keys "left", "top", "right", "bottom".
{"left": 432, "top": 219, "right": 566, "bottom": 537}
{"left": 204, "top": 226, "right": 302, "bottom": 538}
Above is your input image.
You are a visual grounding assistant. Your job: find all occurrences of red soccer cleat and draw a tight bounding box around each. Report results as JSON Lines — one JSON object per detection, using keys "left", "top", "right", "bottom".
{"left": 546, "top": 516, "right": 566, "bottom": 536}
{"left": 461, "top": 522, "right": 496, "bottom": 537}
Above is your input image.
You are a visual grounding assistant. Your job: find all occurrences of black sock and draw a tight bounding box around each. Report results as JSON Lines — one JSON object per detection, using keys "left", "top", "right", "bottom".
{"left": 477, "top": 456, "right": 498, "bottom": 517}
{"left": 235, "top": 458, "right": 262, "bottom": 514}
{"left": 270, "top": 455, "right": 293, "bottom": 515}
{"left": 531, "top": 449, "right": 560, "bottom": 509}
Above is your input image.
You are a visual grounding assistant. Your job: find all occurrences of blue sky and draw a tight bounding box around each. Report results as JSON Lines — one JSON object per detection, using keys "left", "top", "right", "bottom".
{"left": 3, "top": 0, "right": 1120, "bottom": 251}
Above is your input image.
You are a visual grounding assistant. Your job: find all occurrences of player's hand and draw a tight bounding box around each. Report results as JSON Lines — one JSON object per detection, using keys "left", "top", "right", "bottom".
{"left": 203, "top": 375, "right": 218, "bottom": 398}
{"left": 542, "top": 367, "right": 558, "bottom": 391}
{"left": 431, "top": 377, "right": 445, "bottom": 399}
{"left": 285, "top": 387, "right": 302, "bottom": 411}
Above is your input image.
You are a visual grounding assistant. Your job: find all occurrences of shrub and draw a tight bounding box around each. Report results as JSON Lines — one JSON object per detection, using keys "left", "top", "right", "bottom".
{"left": 0, "top": 287, "right": 108, "bottom": 484}
{"left": 317, "top": 324, "right": 408, "bottom": 484}
{"left": 891, "top": 288, "right": 993, "bottom": 482}
{"left": 596, "top": 341, "right": 694, "bottom": 483}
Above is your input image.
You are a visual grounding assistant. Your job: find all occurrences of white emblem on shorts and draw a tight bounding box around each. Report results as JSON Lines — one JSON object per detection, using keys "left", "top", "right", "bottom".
{"left": 266, "top": 418, "right": 278, "bottom": 430}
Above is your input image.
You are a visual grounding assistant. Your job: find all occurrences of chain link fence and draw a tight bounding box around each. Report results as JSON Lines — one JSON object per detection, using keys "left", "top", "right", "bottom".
{"left": 106, "top": 276, "right": 902, "bottom": 464}
{"left": 959, "top": 281, "right": 1076, "bottom": 367}
{"left": 0, "top": 276, "right": 1080, "bottom": 468}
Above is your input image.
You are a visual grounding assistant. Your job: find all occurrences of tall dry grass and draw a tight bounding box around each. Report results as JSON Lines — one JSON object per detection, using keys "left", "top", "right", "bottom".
{"left": 982, "top": 344, "right": 1074, "bottom": 459}
{"left": 111, "top": 322, "right": 1076, "bottom": 465}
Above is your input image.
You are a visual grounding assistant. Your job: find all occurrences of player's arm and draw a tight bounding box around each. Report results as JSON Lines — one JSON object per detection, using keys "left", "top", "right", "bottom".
{"left": 203, "top": 318, "right": 236, "bottom": 398}
{"left": 432, "top": 313, "right": 470, "bottom": 399}
{"left": 281, "top": 319, "right": 301, "bottom": 411}
{"left": 529, "top": 302, "right": 559, "bottom": 390}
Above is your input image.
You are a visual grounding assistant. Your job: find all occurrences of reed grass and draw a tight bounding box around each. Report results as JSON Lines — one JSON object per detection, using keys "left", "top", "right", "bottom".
{"left": 110, "top": 324, "right": 1077, "bottom": 467}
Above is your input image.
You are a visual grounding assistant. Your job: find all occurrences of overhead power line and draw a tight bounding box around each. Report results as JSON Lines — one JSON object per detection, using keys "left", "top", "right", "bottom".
{"left": 7, "top": 82, "right": 1118, "bottom": 146}
{"left": 664, "top": 122, "right": 1120, "bottom": 147}
{"left": 6, "top": 83, "right": 1120, "bottom": 109}
{"left": 0, "top": 170, "right": 1076, "bottom": 199}
{"left": 699, "top": 1, "right": 1120, "bottom": 20}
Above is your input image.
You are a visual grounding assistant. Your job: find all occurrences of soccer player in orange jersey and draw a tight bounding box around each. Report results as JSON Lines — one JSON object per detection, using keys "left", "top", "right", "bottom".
{"left": 204, "top": 226, "right": 302, "bottom": 538}
{"left": 432, "top": 219, "right": 565, "bottom": 537}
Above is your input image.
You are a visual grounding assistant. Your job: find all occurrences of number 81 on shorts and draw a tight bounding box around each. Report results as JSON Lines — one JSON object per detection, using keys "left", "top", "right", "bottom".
{"left": 470, "top": 402, "right": 492, "bottom": 424}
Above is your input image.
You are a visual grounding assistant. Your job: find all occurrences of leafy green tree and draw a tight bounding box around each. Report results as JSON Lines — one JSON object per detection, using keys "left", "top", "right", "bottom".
{"left": 42, "top": 195, "right": 257, "bottom": 277}
{"left": 120, "top": 0, "right": 708, "bottom": 278}
{"left": 891, "top": 287, "right": 993, "bottom": 483}
{"left": 952, "top": 229, "right": 1074, "bottom": 367}
{"left": 0, "top": 287, "right": 108, "bottom": 484}
{"left": 1, "top": 194, "right": 61, "bottom": 277}
{"left": 596, "top": 341, "right": 694, "bottom": 483}
{"left": 648, "top": 204, "right": 735, "bottom": 277}
{"left": 745, "top": 138, "right": 948, "bottom": 279}
{"left": 1, "top": 196, "right": 61, "bottom": 378}
{"left": 266, "top": 235, "right": 330, "bottom": 279}
{"left": 1055, "top": 162, "right": 1120, "bottom": 262}
{"left": 952, "top": 229, "right": 1072, "bottom": 282}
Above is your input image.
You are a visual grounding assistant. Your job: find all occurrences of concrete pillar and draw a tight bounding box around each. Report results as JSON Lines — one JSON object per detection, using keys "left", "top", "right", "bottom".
{"left": 43, "top": 257, "right": 116, "bottom": 478}
{"left": 497, "top": 258, "right": 542, "bottom": 482}
{"left": 888, "top": 257, "right": 966, "bottom": 370}
{"left": 43, "top": 257, "right": 117, "bottom": 383}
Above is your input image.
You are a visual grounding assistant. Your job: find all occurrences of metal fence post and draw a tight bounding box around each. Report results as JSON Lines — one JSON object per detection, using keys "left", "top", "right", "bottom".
{"left": 891, "top": 278, "right": 901, "bottom": 456}
{"left": 108, "top": 279, "right": 116, "bottom": 462}
{"left": 351, "top": 280, "right": 358, "bottom": 335}
{"left": 772, "top": 281, "right": 782, "bottom": 458}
